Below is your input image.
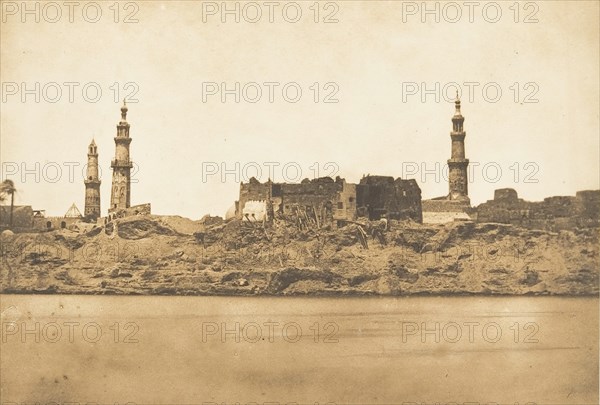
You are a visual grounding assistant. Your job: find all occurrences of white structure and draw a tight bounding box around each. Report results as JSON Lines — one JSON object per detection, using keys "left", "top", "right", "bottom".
{"left": 241, "top": 200, "right": 266, "bottom": 221}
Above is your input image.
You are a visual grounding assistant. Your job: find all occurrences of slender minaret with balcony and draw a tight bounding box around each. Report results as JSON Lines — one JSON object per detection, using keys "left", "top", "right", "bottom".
{"left": 109, "top": 100, "right": 133, "bottom": 212}
{"left": 84, "top": 139, "right": 101, "bottom": 220}
{"left": 447, "top": 94, "right": 470, "bottom": 202}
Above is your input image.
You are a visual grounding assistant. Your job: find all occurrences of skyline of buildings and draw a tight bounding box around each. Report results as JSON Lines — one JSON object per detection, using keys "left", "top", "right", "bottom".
{"left": 2, "top": 95, "right": 598, "bottom": 222}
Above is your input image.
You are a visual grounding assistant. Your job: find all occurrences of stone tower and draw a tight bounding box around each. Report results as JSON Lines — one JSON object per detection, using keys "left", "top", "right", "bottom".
{"left": 447, "top": 94, "right": 470, "bottom": 202}
{"left": 109, "top": 100, "right": 133, "bottom": 212}
{"left": 84, "top": 139, "right": 101, "bottom": 220}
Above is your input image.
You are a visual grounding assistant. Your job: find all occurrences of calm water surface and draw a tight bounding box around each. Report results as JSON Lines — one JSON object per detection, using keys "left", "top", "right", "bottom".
{"left": 0, "top": 295, "right": 597, "bottom": 405}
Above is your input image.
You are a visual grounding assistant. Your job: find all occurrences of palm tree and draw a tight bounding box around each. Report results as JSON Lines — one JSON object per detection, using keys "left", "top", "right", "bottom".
{"left": 0, "top": 179, "right": 17, "bottom": 228}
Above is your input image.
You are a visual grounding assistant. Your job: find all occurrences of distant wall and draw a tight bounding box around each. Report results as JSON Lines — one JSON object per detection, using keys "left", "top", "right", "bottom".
{"left": 576, "top": 190, "right": 600, "bottom": 222}
{"left": 422, "top": 199, "right": 471, "bottom": 213}
{"left": 0, "top": 205, "right": 87, "bottom": 232}
{"left": 421, "top": 198, "right": 473, "bottom": 224}
{"left": 476, "top": 188, "right": 599, "bottom": 230}
{"left": 33, "top": 216, "right": 81, "bottom": 231}
{"left": 422, "top": 211, "right": 471, "bottom": 224}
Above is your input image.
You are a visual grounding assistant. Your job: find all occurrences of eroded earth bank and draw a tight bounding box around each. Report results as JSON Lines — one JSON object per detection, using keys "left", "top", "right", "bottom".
{"left": 1, "top": 215, "right": 598, "bottom": 296}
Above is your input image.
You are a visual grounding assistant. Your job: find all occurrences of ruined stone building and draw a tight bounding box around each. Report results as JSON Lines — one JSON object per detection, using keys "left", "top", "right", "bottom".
{"left": 34, "top": 203, "right": 83, "bottom": 231}
{"left": 110, "top": 101, "right": 133, "bottom": 212}
{"left": 356, "top": 176, "right": 422, "bottom": 222}
{"left": 235, "top": 175, "right": 422, "bottom": 225}
{"left": 476, "top": 188, "right": 600, "bottom": 230}
{"left": 0, "top": 204, "right": 84, "bottom": 231}
{"left": 84, "top": 139, "right": 101, "bottom": 220}
{"left": 422, "top": 95, "right": 473, "bottom": 223}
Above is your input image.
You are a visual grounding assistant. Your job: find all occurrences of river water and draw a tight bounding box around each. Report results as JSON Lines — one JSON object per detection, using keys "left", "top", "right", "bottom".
{"left": 0, "top": 295, "right": 597, "bottom": 405}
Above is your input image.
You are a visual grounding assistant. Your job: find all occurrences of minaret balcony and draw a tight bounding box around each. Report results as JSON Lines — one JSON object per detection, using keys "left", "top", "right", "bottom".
{"left": 84, "top": 178, "right": 101, "bottom": 185}
{"left": 447, "top": 158, "right": 469, "bottom": 165}
{"left": 114, "top": 136, "right": 132, "bottom": 144}
{"left": 111, "top": 159, "right": 134, "bottom": 168}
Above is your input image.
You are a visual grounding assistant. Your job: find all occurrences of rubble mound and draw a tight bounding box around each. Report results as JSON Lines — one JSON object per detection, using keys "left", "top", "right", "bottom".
{"left": 117, "top": 217, "right": 181, "bottom": 240}
{"left": 156, "top": 215, "right": 206, "bottom": 235}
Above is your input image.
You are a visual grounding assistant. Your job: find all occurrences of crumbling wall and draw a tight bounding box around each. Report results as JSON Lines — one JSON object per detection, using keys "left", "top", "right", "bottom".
{"left": 280, "top": 178, "right": 339, "bottom": 210}
{"left": 421, "top": 199, "right": 471, "bottom": 213}
{"left": 0, "top": 206, "right": 83, "bottom": 232}
{"left": 494, "top": 188, "right": 519, "bottom": 202}
{"left": 236, "top": 175, "right": 422, "bottom": 225}
{"left": 356, "top": 176, "right": 422, "bottom": 222}
{"left": 577, "top": 190, "right": 600, "bottom": 224}
{"left": 334, "top": 182, "right": 357, "bottom": 221}
{"left": 421, "top": 198, "right": 473, "bottom": 224}
{"left": 280, "top": 177, "right": 342, "bottom": 227}
{"left": 104, "top": 203, "right": 152, "bottom": 223}
{"left": 237, "top": 177, "right": 272, "bottom": 219}
{"left": 476, "top": 188, "right": 600, "bottom": 230}
{"left": 32, "top": 216, "right": 81, "bottom": 231}
{"left": 392, "top": 178, "right": 422, "bottom": 223}
{"left": 238, "top": 177, "right": 349, "bottom": 224}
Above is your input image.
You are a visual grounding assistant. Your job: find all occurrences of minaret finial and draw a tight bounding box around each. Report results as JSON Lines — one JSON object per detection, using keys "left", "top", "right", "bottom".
{"left": 454, "top": 91, "right": 461, "bottom": 115}
{"left": 121, "top": 99, "right": 128, "bottom": 120}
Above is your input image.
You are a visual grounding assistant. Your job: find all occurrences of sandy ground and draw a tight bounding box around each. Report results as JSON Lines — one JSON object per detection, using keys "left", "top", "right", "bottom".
{"left": 0, "top": 215, "right": 598, "bottom": 295}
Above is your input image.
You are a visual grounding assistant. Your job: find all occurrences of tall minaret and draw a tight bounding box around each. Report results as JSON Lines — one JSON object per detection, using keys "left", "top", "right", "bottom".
{"left": 109, "top": 100, "right": 133, "bottom": 212}
{"left": 447, "top": 93, "right": 470, "bottom": 202}
{"left": 84, "top": 139, "right": 101, "bottom": 220}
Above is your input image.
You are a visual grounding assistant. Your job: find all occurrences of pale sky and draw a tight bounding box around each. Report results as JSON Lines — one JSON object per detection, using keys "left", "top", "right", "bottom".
{"left": 1, "top": 0, "right": 599, "bottom": 218}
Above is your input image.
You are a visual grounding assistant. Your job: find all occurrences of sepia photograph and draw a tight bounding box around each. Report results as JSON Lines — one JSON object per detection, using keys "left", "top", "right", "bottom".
{"left": 0, "top": 1, "right": 598, "bottom": 404}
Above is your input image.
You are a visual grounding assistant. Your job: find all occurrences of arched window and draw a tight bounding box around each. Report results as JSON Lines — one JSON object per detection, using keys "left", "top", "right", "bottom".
{"left": 60, "top": 221, "right": 66, "bottom": 229}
